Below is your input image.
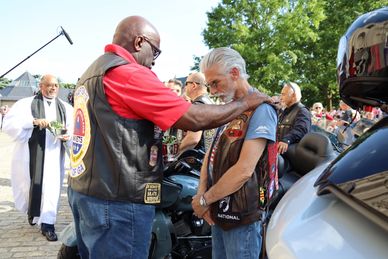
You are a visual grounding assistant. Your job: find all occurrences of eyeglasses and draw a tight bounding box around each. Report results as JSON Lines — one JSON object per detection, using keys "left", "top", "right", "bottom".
{"left": 185, "top": 81, "right": 200, "bottom": 86}
{"left": 143, "top": 36, "right": 161, "bottom": 60}
{"left": 205, "top": 80, "right": 220, "bottom": 89}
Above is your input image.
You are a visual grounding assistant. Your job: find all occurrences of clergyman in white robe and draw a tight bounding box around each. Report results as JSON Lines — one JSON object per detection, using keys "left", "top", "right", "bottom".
{"left": 2, "top": 94, "right": 73, "bottom": 226}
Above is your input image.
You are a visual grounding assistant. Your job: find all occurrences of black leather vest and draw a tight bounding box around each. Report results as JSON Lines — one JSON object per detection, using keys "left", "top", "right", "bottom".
{"left": 209, "top": 109, "right": 278, "bottom": 230}
{"left": 69, "top": 53, "right": 163, "bottom": 204}
{"left": 277, "top": 102, "right": 306, "bottom": 141}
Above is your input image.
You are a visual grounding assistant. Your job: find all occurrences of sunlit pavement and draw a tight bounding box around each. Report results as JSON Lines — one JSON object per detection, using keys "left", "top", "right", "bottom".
{"left": 0, "top": 132, "right": 73, "bottom": 258}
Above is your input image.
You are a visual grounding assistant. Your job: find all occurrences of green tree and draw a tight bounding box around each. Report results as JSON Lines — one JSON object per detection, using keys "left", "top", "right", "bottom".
{"left": 298, "top": 0, "right": 388, "bottom": 109}
{"left": 60, "top": 83, "right": 76, "bottom": 89}
{"left": 190, "top": 55, "right": 202, "bottom": 72}
{"left": 202, "top": 0, "right": 325, "bottom": 96}
{"left": 201, "top": 0, "right": 388, "bottom": 109}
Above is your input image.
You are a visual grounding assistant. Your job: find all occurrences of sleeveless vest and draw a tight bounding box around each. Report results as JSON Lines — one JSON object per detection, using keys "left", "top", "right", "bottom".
{"left": 69, "top": 53, "right": 163, "bottom": 204}
{"left": 277, "top": 102, "right": 307, "bottom": 141}
{"left": 209, "top": 110, "right": 278, "bottom": 230}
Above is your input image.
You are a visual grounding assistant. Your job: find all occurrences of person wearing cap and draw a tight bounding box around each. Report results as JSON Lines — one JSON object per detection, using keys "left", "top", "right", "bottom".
{"left": 277, "top": 82, "right": 311, "bottom": 154}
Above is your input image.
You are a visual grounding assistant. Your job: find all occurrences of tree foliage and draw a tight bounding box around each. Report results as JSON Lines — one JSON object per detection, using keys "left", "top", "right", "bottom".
{"left": 60, "top": 83, "right": 76, "bottom": 89}
{"left": 201, "top": 0, "right": 388, "bottom": 109}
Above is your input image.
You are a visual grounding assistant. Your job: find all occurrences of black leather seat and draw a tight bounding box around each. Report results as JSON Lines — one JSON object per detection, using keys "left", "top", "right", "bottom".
{"left": 273, "top": 132, "right": 337, "bottom": 209}
{"left": 284, "top": 132, "right": 336, "bottom": 176}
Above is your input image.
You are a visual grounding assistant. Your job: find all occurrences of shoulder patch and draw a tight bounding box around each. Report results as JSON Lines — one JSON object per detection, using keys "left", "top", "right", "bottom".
{"left": 70, "top": 85, "right": 91, "bottom": 177}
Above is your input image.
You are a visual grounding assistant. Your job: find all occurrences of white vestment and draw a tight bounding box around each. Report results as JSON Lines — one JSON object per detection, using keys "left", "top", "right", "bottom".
{"left": 2, "top": 96, "right": 73, "bottom": 225}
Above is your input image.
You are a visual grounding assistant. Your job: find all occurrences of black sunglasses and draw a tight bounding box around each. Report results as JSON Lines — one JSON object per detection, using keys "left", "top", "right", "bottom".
{"left": 185, "top": 81, "right": 200, "bottom": 86}
{"left": 143, "top": 36, "right": 161, "bottom": 60}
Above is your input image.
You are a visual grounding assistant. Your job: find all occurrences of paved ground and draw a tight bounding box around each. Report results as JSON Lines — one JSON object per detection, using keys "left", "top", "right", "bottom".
{"left": 0, "top": 132, "right": 73, "bottom": 258}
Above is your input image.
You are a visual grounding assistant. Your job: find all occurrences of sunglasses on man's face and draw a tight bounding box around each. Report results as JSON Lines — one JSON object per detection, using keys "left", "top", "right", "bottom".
{"left": 143, "top": 36, "right": 161, "bottom": 60}
{"left": 185, "top": 81, "right": 200, "bottom": 86}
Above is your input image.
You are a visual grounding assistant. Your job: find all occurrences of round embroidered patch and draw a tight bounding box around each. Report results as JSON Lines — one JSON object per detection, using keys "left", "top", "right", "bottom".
{"left": 70, "top": 85, "right": 91, "bottom": 177}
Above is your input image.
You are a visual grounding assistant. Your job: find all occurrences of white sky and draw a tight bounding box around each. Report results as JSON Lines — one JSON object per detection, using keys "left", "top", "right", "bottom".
{"left": 0, "top": 0, "right": 220, "bottom": 83}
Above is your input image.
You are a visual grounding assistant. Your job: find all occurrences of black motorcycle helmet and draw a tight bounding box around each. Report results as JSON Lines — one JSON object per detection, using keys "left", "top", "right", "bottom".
{"left": 337, "top": 7, "right": 388, "bottom": 110}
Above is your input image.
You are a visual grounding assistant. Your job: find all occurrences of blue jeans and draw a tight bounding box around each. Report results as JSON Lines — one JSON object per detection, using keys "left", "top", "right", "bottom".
{"left": 212, "top": 221, "right": 262, "bottom": 259}
{"left": 68, "top": 187, "right": 155, "bottom": 259}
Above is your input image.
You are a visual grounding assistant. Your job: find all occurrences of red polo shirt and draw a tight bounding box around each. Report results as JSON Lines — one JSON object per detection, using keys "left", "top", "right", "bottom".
{"left": 103, "top": 44, "right": 191, "bottom": 131}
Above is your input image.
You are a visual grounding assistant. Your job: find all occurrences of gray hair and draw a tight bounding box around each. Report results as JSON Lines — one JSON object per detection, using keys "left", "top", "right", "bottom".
{"left": 284, "top": 82, "right": 301, "bottom": 102}
{"left": 200, "top": 47, "right": 249, "bottom": 80}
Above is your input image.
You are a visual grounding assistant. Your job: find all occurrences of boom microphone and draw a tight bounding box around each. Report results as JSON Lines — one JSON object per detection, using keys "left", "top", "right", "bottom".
{"left": 0, "top": 26, "right": 74, "bottom": 78}
{"left": 61, "top": 26, "right": 73, "bottom": 45}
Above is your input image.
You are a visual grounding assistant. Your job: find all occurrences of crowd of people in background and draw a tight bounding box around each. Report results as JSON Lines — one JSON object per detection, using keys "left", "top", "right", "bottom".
{"left": 310, "top": 99, "right": 384, "bottom": 133}
{"left": 160, "top": 74, "right": 388, "bottom": 162}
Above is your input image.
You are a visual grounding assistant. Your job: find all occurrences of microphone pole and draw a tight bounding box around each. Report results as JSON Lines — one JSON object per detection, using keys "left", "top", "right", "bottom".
{"left": 0, "top": 27, "right": 73, "bottom": 79}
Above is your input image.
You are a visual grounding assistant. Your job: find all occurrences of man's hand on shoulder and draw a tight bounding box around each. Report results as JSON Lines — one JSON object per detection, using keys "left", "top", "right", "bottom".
{"left": 241, "top": 91, "right": 272, "bottom": 111}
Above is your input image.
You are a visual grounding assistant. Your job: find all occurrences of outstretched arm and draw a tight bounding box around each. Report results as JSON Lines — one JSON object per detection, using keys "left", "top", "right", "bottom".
{"left": 174, "top": 92, "right": 270, "bottom": 131}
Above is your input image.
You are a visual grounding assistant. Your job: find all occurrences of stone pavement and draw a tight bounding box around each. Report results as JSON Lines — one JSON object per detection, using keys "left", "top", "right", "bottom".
{"left": 0, "top": 132, "right": 73, "bottom": 258}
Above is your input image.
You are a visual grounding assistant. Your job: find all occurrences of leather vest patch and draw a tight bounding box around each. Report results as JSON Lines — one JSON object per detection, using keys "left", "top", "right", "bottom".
{"left": 70, "top": 85, "right": 90, "bottom": 177}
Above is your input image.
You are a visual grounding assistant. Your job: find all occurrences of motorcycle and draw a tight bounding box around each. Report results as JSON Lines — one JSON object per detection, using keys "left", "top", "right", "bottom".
{"left": 254, "top": 129, "right": 339, "bottom": 259}
{"left": 152, "top": 130, "right": 339, "bottom": 259}
{"left": 58, "top": 149, "right": 212, "bottom": 259}
{"left": 311, "top": 118, "right": 375, "bottom": 153}
{"left": 149, "top": 148, "right": 212, "bottom": 259}
{"left": 266, "top": 117, "right": 388, "bottom": 259}
{"left": 277, "top": 131, "right": 338, "bottom": 196}
{"left": 265, "top": 8, "right": 388, "bottom": 257}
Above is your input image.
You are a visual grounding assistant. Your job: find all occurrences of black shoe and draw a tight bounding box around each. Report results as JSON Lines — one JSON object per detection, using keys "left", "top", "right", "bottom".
{"left": 58, "top": 244, "right": 81, "bottom": 259}
{"left": 28, "top": 216, "right": 36, "bottom": 226}
{"left": 42, "top": 230, "right": 58, "bottom": 241}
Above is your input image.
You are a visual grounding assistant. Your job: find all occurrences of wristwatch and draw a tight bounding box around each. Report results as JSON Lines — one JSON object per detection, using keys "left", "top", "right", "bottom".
{"left": 199, "top": 194, "right": 208, "bottom": 207}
